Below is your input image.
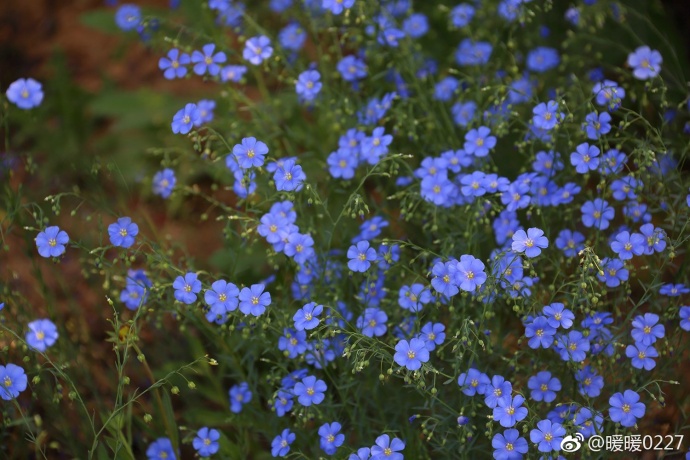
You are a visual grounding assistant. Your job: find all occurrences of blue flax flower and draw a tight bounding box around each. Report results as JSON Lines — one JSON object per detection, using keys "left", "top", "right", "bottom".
{"left": 627, "top": 46, "right": 662, "bottom": 80}
{"left": 238, "top": 284, "right": 271, "bottom": 316}
{"left": 0, "top": 364, "right": 28, "bottom": 400}
{"left": 296, "top": 70, "right": 322, "bottom": 101}
{"left": 626, "top": 343, "right": 657, "bottom": 370}
{"left": 273, "top": 159, "right": 306, "bottom": 191}
{"left": 318, "top": 422, "right": 345, "bottom": 455}
{"left": 527, "top": 371, "right": 560, "bottom": 402}
{"left": 575, "top": 365, "right": 604, "bottom": 397}
{"left": 371, "top": 434, "right": 405, "bottom": 460}
{"left": 228, "top": 383, "right": 252, "bottom": 413}
{"left": 556, "top": 331, "right": 589, "bottom": 362}
{"left": 6, "top": 78, "right": 44, "bottom": 109}
{"left": 492, "top": 429, "right": 527, "bottom": 460}
{"left": 173, "top": 272, "right": 202, "bottom": 304}
{"left": 26, "top": 319, "right": 59, "bottom": 352}
{"left": 271, "top": 429, "right": 295, "bottom": 457}
{"left": 36, "top": 226, "right": 69, "bottom": 258}
{"left": 192, "top": 44, "right": 226, "bottom": 76}
{"left": 356, "top": 308, "right": 387, "bottom": 337}
{"left": 108, "top": 217, "right": 139, "bottom": 248}
{"left": 337, "top": 55, "right": 367, "bottom": 81}
{"left": 631, "top": 313, "right": 664, "bottom": 346}
{"left": 158, "top": 49, "right": 190, "bottom": 79}
{"left": 464, "top": 126, "right": 496, "bottom": 157}
{"left": 152, "top": 169, "right": 176, "bottom": 198}
{"left": 584, "top": 111, "right": 611, "bottom": 139}
{"left": 419, "top": 322, "right": 445, "bottom": 351}
{"left": 512, "top": 228, "right": 548, "bottom": 258}
{"left": 493, "top": 394, "right": 528, "bottom": 427}
{"left": 530, "top": 420, "right": 565, "bottom": 453}
{"left": 193, "top": 427, "right": 220, "bottom": 457}
{"left": 581, "top": 198, "right": 614, "bottom": 230}
{"left": 454, "top": 255, "right": 486, "bottom": 292}
{"left": 542, "top": 303, "right": 574, "bottom": 329}
{"left": 609, "top": 390, "right": 645, "bottom": 427}
{"left": 532, "top": 101, "right": 561, "bottom": 130}
{"left": 525, "top": 316, "right": 556, "bottom": 349}
{"left": 458, "top": 368, "right": 490, "bottom": 396}
{"left": 115, "top": 4, "right": 141, "bottom": 31}
{"left": 485, "top": 375, "right": 512, "bottom": 408}
{"left": 570, "top": 142, "right": 600, "bottom": 173}
{"left": 244, "top": 36, "right": 273, "bottom": 65}
{"left": 294, "top": 375, "right": 327, "bottom": 406}
{"left": 610, "top": 231, "right": 645, "bottom": 260}
{"left": 394, "top": 338, "right": 429, "bottom": 371}
{"left": 293, "top": 302, "right": 323, "bottom": 331}
{"left": 146, "top": 438, "right": 176, "bottom": 460}
{"left": 233, "top": 137, "right": 268, "bottom": 168}
{"left": 322, "top": 0, "right": 354, "bottom": 15}
{"left": 204, "top": 279, "right": 240, "bottom": 320}
{"left": 171, "top": 103, "right": 200, "bottom": 134}
{"left": 347, "top": 240, "right": 377, "bottom": 272}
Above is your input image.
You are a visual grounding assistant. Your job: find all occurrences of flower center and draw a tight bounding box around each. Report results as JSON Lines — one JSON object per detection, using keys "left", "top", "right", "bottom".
{"left": 428, "top": 332, "right": 436, "bottom": 341}
{"left": 36, "top": 331, "right": 45, "bottom": 340}
{"left": 21, "top": 89, "right": 29, "bottom": 98}
{"left": 184, "top": 284, "right": 192, "bottom": 292}
{"left": 506, "top": 406, "right": 515, "bottom": 415}
{"left": 218, "top": 293, "right": 227, "bottom": 301}
{"left": 524, "top": 239, "right": 534, "bottom": 248}
{"left": 49, "top": 238, "right": 57, "bottom": 247}
{"left": 622, "top": 403, "right": 631, "bottom": 413}
{"left": 204, "top": 438, "right": 211, "bottom": 446}
{"left": 295, "top": 244, "right": 303, "bottom": 253}
{"left": 624, "top": 242, "right": 632, "bottom": 251}
{"left": 119, "top": 228, "right": 128, "bottom": 236}
{"left": 373, "top": 138, "right": 381, "bottom": 146}
{"left": 470, "top": 379, "right": 478, "bottom": 387}
{"left": 638, "top": 351, "right": 646, "bottom": 359}
{"left": 182, "top": 115, "right": 190, "bottom": 124}
{"left": 544, "top": 112, "right": 552, "bottom": 120}
{"left": 290, "top": 338, "right": 297, "bottom": 346}
{"left": 3, "top": 376, "right": 11, "bottom": 387}
{"left": 171, "top": 60, "right": 179, "bottom": 68}
{"left": 306, "top": 81, "right": 314, "bottom": 89}
{"left": 583, "top": 154, "right": 590, "bottom": 162}
{"left": 205, "top": 56, "right": 213, "bottom": 65}
{"left": 281, "top": 440, "right": 288, "bottom": 447}
{"left": 251, "top": 296, "right": 259, "bottom": 305}
{"left": 593, "top": 211, "right": 601, "bottom": 219}
{"left": 568, "top": 343, "right": 577, "bottom": 351}
{"left": 643, "top": 326, "right": 651, "bottom": 334}
{"left": 327, "top": 434, "right": 335, "bottom": 442}
{"left": 306, "top": 387, "right": 315, "bottom": 395}
{"left": 304, "top": 312, "right": 313, "bottom": 321}
{"left": 545, "top": 433, "right": 553, "bottom": 441}
{"left": 369, "top": 319, "right": 377, "bottom": 327}
{"left": 285, "top": 172, "right": 293, "bottom": 181}
{"left": 270, "top": 224, "right": 277, "bottom": 233}
{"left": 247, "top": 149, "right": 255, "bottom": 158}
{"left": 540, "top": 383, "right": 548, "bottom": 391}
{"left": 339, "top": 160, "right": 347, "bottom": 168}
{"left": 358, "top": 253, "right": 367, "bottom": 261}
{"left": 536, "top": 329, "right": 543, "bottom": 337}
{"left": 475, "top": 138, "right": 484, "bottom": 146}
{"left": 494, "top": 388, "right": 502, "bottom": 397}
{"left": 443, "top": 274, "right": 450, "bottom": 283}
{"left": 384, "top": 447, "right": 393, "bottom": 456}
{"left": 407, "top": 350, "right": 416, "bottom": 359}
{"left": 505, "top": 443, "right": 514, "bottom": 451}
